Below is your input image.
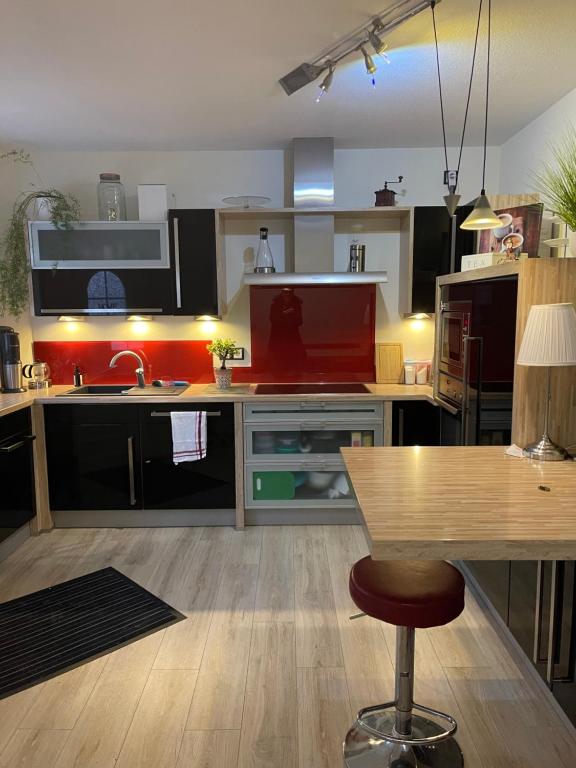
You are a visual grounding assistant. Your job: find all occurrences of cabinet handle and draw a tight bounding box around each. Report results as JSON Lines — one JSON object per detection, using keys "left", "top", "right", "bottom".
{"left": 300, "top": 461, "right": 327, "bottom": 470}
{"left": 398, "top": 407, "right": 405, "bottom": 446}
{"left": 173, "top": 217, "right": 182, "bottom": 309}
{"left": 127, "top": 435, "right": 136, "bottom": 506}
{"left": 150, "top": 410, "right": 221, "bottom": 417}
{"left": 0, "top": 435, "right": 35, "bottom": 453}
{"left": 300, "top": 401, "right": 326, "bottom": 409}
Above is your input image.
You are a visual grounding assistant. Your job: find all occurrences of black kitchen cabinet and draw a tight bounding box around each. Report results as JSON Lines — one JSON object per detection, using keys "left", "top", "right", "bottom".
{"left": 168, "top": 209, "right": 220, "bottom": 317}
{"left": 466, "top": 561, "right": 511, "bottom": 623}
{"left": 44, "top": 402, "right": 236, "bottom": 512}
{"left": 45, "top": 405, "right": 141, "bottom": 510}
{"left": 0, "top": 408, "right": 36, "bottom": 542}
{"left": 392, "top": 401, "right": 440, "bottom": 446}
{"left": 402, "top": 206, "right": 477, "bottom": 315}
{"left": 140, "top": 404, "right": 236, "bottom": 509}
{"left": 32, "top": 268, "right": 173, "bottom": 317}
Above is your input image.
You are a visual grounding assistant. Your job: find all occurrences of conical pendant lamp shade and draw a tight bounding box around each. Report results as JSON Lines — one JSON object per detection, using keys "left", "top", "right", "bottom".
{"left": 460, "top": 192, "right": 501, "bottom": 230}
{"left": 443, "top": 193, "right": 461, "bottom": 217}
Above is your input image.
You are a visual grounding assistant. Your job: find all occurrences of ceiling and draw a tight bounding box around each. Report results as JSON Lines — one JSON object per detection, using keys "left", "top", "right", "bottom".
{"left": 1, "top": 0, "right": 575, "bottom": 150}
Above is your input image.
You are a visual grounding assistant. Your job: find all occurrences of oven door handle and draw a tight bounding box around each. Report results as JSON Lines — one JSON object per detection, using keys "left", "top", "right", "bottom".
{"left": 461, "top": 336, "right": 483, "bottom": 445}
{"left": 434, "top": 396, "right": 460, "bottom": 416}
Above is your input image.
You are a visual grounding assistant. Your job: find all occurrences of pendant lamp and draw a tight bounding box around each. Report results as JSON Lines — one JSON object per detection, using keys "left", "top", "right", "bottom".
{"left": 460, "top": 0, "right": 500, "bottom": 231}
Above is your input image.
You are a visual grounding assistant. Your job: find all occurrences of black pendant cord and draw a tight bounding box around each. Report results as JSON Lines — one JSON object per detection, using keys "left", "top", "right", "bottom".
{"left": 481, "top": 0, "right": 492, "bottom": 194}
{"left": 457, "top": 0, "right": 484, "bottom": 185}
{"left": 431, "top": 1, "right": 448, "bottom": 176}
{"left": 432, "top": 0, "right": 484, "bottom": 192}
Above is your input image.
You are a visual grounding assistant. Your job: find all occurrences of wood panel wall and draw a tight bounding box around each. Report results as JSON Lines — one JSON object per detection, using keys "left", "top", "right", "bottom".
{"left": 512, "top": 259, "right": 576, "bottom": 450}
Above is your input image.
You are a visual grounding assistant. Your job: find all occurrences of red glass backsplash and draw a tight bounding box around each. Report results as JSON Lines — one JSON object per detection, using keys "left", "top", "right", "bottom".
{"left": 248, "top": 285, "right": 376, "bottom": 382}
{"left": 33, "top": 340, "right": 214, "bottom": 385}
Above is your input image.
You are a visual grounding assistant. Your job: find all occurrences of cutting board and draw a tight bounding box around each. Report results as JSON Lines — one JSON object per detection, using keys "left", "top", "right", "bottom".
{"left": 375, "top": 343, "right": 404, "bottom": 383}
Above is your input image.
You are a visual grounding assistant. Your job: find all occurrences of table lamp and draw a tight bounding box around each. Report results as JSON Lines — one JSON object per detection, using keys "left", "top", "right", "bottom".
{"left": 517, "top": 303, "right": 576, "bottom": 461}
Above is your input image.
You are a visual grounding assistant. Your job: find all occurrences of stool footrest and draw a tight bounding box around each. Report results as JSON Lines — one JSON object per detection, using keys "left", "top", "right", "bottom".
{"left": 357, "top": 700, "right": 458, "bottom": 746}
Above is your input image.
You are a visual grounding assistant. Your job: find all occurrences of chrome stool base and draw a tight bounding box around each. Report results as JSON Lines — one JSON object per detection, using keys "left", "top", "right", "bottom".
{"left": 344, "top": 711, "right": 464, "bottom": 768}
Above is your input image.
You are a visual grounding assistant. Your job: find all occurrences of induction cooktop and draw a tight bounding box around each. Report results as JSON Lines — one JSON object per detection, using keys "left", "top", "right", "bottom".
{"left": 254, "top": 383, "right": 370, "bottom": 395}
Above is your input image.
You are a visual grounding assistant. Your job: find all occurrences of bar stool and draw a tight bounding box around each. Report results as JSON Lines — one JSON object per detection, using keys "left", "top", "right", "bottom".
{"left": 343, "top": 558, "right": 465, "bottom": 768}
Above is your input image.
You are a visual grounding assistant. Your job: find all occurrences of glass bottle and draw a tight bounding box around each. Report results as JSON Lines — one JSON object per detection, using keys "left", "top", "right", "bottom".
{"left": 98, "top": 173, "right": 126, "bottom": 221}
{"left": 254, "top": 227, "right": 275, "bottom": 273}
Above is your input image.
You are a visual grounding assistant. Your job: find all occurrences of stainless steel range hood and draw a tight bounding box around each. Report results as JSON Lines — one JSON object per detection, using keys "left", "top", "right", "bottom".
{"left": 244, "top": 137, "right": 387, "bottom": 286}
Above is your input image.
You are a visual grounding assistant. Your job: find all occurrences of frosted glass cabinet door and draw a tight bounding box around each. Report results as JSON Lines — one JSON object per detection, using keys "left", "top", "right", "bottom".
{"left": 246, "top": 424, "right": 379, "bottom": 461}
{"left": 28, "top": 221, "right": 169, "bottom": 269}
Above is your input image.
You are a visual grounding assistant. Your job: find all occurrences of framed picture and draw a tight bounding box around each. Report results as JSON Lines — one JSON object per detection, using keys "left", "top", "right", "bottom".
{"left": 477, "top": 203, "right": 544, "bottom": 259}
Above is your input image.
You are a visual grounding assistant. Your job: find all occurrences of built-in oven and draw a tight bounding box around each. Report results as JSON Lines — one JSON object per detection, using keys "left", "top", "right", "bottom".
{"left": 439, "top": 300, "right": 471, "bottom": 378}
{"left": 0, "top": 408, "right": 36, "bottom": 544}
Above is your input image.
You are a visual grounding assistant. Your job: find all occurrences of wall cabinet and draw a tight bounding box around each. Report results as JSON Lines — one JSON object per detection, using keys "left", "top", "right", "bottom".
{"left": 31, "top": 213, "right": 224, "bottom": 317}
{"left": 391, "top": 401, "right": 440, "bottom": 446}
{"left": 0, "top": 408, "right": 36, "bottom": 542}
{"left": 168, "top": 209, "right": 224, "bottom": 317}
{"left": 44, "top": 403, "right": 235, "bottom": 512}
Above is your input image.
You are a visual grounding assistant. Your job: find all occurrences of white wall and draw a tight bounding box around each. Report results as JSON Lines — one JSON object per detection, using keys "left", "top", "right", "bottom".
{"left": 3, "top": 144, "right": 500, "bottom": 364}
{"left": 499, "top": 87, "right": 576, "bottom": 193}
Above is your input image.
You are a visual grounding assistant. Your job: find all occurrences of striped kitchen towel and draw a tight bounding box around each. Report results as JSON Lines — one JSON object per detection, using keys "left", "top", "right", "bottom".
{"left": 170, "top": 411, "right": 207, "bottom": 464}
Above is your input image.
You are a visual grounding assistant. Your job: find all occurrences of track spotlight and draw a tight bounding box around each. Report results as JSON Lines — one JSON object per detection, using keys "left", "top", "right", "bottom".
{"left": 315, "top": 63, "right": 335, "bottom": 102}
{"left": 368, "top": 24, "right": 389, "bottom": 59}
{"left": 360, "top": 46, "right": 377, "bottom": 75}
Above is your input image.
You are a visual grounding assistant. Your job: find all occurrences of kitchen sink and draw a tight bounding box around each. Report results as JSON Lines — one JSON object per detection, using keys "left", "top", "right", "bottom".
{"left": 57, "top": 384, "right": 188, "bottom": 396}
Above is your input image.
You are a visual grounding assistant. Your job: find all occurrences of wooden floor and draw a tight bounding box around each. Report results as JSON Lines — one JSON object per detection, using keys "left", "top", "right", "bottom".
{"left": 0, "top": 526, "right": 575, "bottom": 768}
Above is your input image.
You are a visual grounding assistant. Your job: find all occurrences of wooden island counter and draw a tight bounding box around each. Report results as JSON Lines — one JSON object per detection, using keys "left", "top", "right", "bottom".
{"left": 341, "top": 445, "right": 576, "bottom": 561}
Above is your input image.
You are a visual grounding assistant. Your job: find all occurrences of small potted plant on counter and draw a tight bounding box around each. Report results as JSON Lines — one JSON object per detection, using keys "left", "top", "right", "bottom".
{"left": 207, "top": 338, "right": 237, "bottom": 389}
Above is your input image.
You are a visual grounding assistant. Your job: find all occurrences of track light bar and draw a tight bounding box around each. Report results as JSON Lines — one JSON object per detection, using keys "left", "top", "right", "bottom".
{"left": 279, "top": 0, "right": 440, "bottom": 95}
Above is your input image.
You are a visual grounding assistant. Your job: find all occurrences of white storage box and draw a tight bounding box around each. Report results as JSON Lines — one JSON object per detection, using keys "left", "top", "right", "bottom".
{"left": 137, "top": 184, "right": 168, "bottom": 221}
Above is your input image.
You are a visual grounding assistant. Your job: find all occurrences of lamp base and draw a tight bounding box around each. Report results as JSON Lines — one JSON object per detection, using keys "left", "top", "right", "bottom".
{"left": 523, "top": 434, "right": 571, "bottom": 462}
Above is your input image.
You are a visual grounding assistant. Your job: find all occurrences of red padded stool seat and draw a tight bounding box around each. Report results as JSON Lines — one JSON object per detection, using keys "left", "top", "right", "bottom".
{"left": 349, "top": 557, "right": 465, "bottom": 629}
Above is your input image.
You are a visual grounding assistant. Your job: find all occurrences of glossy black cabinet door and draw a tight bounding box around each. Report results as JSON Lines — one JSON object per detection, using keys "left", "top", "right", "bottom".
{"left": 168, "top": 210, "right": 219, "bottom": 316}
{"left": 140, "top": 403, "right": 235, "bottom": 509}
{"left": 45, "top": 406, "right": 141, "bottom": 510}
{"left": 392, "top": 401, "right": 440, "bottom": 446}
{"left": 0, "top": 408, "right": 36, "bottom": 542}
{"left": 32, "top": 268, "right": 173, "bottom": 316}
{"left": 412, "top": 207, "right": 452, "bottom": 314}
{"left": 467, "top": 561, "right": 511, "bottom": 623}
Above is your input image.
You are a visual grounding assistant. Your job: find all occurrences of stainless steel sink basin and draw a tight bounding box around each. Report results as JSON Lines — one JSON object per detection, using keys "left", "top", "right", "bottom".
{"left": 58, "top": 384, "right": 188, "bottom": 397}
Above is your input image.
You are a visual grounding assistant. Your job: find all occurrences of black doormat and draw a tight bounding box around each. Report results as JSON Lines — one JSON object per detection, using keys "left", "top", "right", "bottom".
{"left": 0, "top": 566, "right": 184, "bottom": 699}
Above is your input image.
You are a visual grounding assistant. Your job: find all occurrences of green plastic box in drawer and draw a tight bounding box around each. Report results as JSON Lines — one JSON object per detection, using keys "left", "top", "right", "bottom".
{"left": 253, "top": 471, "right": 295, "bottom": 501}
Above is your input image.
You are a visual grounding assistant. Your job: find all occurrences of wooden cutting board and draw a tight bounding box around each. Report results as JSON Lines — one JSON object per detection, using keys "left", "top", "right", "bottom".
{"left": 375, "top": 343, "right": 404, "bottom": 383}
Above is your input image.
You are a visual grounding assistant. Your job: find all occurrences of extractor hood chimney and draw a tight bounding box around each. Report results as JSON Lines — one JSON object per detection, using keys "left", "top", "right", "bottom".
{"left": 244, "top": 137, "right": 387, "bottom": 285}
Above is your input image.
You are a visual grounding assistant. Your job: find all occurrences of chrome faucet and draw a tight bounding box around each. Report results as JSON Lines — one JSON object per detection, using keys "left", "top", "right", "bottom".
{"left": 109, "top": 350, "right": 146, "bottom": 388}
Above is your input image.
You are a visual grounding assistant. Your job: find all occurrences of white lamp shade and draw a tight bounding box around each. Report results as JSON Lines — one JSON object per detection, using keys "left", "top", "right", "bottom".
{"left": 517, "top": 303, "right": 576, "bottom": 367}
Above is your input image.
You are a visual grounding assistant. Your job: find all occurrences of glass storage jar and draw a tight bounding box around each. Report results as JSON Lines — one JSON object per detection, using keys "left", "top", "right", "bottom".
{"left": 98, "top": 173, "right": 126, "bottom": 221}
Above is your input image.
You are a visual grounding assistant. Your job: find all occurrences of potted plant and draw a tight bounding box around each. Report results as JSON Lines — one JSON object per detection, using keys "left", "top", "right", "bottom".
{"left": 0, "top": 149, "right": 80, "bottom": 316}
{"left": 533, "top": 126, "right": 576, "bottom": 257}
{"left": 206, "top": 338, "right": 237, "bottom": 389}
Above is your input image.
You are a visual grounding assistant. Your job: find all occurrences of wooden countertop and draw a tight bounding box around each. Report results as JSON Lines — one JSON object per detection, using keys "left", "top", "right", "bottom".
{"left": 0, "top": 383, "right": 434, "bottom": 418}
{"left": 341, "top": 446, "right": 576, "bottom": 561}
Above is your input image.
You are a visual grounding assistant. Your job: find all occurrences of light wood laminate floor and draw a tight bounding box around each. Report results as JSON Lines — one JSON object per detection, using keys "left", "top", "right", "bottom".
{"left": 0, "top": 526, "right": 575, "bottom": 768}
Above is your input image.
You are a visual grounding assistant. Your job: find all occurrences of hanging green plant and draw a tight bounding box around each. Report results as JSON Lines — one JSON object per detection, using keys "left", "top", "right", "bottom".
{"left": 0, "top": 151, "right": 80, "bottom": 317}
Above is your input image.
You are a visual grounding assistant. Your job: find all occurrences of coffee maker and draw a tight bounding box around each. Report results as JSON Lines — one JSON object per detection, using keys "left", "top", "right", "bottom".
{"left": 0, "top": 327, "right": 25, "bottom": 393}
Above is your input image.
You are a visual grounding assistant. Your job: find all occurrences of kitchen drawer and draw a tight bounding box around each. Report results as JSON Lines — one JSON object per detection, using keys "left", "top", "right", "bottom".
{"left": 0, "top": 407, "right": 32, "bottom": 441}
{"left": 245, "top": 461, "right": 354, "bottom": 509}
{"left": 244, "top": 401, "right": 383, "bottom": 423}
{"left": 245, "top": 421, "right": 381, "bottom": 462}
